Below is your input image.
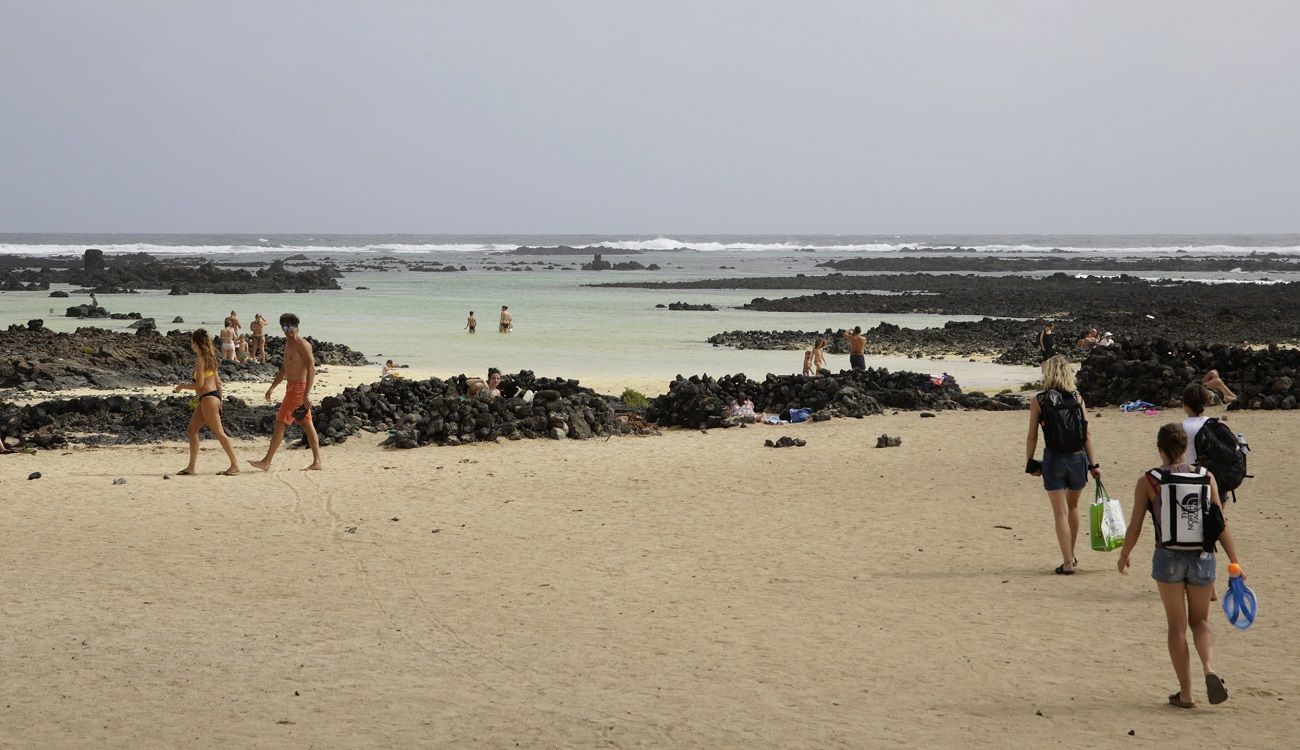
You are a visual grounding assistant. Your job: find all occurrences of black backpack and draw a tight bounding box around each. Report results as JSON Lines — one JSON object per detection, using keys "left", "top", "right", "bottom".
{"left": 1195, "top": 418, "right": 1250, "bottom": 501}
{"left": 1038, "top": 390, "right": 1087, "bottom": 453}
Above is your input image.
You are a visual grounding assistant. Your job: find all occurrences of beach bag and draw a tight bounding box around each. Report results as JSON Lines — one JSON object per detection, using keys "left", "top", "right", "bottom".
{"left": 1149, "top": 467, "right": 1222, "bottom": 552}
{"left": 788, "top": 408, "right": 812, "bottom": 423}
{"left": 1089, "top": 479, "right": 1126, "bottom": 552}
{"left": 1194, "top": 418, "right": 1249, "bottom": 501}
{"left": 1038, "top": 390, "right": 1087, "bottom": 453}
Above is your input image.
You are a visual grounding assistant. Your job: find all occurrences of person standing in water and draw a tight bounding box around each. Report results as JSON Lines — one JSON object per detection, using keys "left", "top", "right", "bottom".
{"left": 249, "top": 313, "right": 323, "bottom": 471}
{"left": 840, "top": 327, "right": 867, "bottom": 370}
{"left": 499, "top": 305, "right": 513, "bottom": 333}
{"left": 466, "top": 311, "right": 477, "bottom": 334}
{"left": 173, "top": 328, "right": 240, "bottom": 476}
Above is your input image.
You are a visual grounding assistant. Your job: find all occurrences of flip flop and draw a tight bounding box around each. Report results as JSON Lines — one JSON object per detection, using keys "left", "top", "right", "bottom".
{"left": 1054, "top": 565, "right": 1076, "bottom": 575}
{"left": 216, "top": 470, "right": 240, "bottom": 476}
{"left": 1168, "top": 692, "right": 1195, "bottom": 709}
{"left": 176, "top": 469, "right": 196, "bottom": 476}
{"left": 1206, "top": 674, "right": 1228, "bottom": 705}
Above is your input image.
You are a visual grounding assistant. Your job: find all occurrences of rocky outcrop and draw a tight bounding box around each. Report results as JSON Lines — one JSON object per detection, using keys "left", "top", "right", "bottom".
{"left": 308, "top": 371, "right": 653, "bottom": 448}
{"left": 707, "top": 319, "right": 1046, "bottom": 365}
{"left": 6, "top": 249, "right": 341, "bottom": 294}
{"left": 665, "top": 302, "right": 718, "bottom": 311}
{"left": 1078, "top": 338, "right": 1300, "bottom": 410}
{"left": 815, "top": 253, "right": 1300, "bottom": 274}
{"left": 65, "top": 304, "right": 109, "bottom": 318}
{"left": 0, "top": 325, "right": 367, "bottom": 391}
{"left": 646, "top": 369, "right": 1024, "bottom": 429}
{"left": 0, "top": 394, "right": 276, "bottom": 448}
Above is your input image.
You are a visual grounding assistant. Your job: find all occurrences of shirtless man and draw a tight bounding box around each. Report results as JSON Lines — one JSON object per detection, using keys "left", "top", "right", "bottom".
{"left": 465, "top": 311, "right": 477, "bottom": 334}
{"left": 840, "top": 326, "right": 867, "bottom": 370}
{"left": 250, "top": 313, "right": 268, "bottom": 363}
{"left": 220, "top": 317, "right": 238, "bottom": 361}
{"left": 228, "top": 310, "right": 242, "bottom": 333}
{"left": 499, "top": 305, "right": 512, "bottom": 333}
{"left": 249, "top": 313, "right": 323, "bottom": 471}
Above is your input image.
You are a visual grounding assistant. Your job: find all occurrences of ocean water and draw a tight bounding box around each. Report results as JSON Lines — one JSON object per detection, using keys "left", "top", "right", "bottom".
{"left": 4, "top": 234, "right": 1297, "bottom": 393}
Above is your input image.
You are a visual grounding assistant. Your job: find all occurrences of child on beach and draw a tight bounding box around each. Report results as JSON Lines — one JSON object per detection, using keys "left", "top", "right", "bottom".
{"left": 812, "top": 337, "right": 827, "bottom": 373}
{"left": 173, "top": 328, "right": 241, "bottom": 476}
{"left": 1025, "top": 355, "right": 1101, "bottom": 574}
{"left": 1117, "top": 423, "right": 1242, "bottom": 708}
{"left": 802, "top": 348, "right": 815, "bottom": 376}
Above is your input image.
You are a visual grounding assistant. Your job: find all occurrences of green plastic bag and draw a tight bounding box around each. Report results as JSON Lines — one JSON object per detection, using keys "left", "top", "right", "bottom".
{"left": 1090, "top": 479, "right": 1126, "bottom": 552}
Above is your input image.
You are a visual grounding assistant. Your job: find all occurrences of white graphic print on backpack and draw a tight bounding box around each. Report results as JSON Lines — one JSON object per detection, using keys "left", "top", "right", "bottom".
{"left": 1150, "top": 467, "right": 1211, "bottom": 551}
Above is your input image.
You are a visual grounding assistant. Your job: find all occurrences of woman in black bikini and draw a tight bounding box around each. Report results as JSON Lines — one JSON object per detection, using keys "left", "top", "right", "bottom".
{"left": 174, "top": 328, "right": 240, "bottom": 476}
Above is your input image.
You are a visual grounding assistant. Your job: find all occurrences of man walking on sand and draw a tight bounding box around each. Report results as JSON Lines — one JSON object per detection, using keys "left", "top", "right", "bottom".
{"left": 250, "top": 313, "right": 323, "bottom": 471}
{"left": 499, "top": 305, "right": 512, "bottom": 333}
{"left": 841, "top": 326, "right": 867, "bottom": 370}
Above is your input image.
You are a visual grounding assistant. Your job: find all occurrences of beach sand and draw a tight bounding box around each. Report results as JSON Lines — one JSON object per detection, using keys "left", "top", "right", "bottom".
{"left": 2, "top": 407, "right": 1296, "bottom": 748}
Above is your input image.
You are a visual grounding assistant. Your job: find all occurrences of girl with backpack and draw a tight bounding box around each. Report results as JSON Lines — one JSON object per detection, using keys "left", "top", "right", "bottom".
{"left": 1025, "top": 355, "right": 1101, "bottom": 575}
{"left": 1117, "top": 423, "right": 1242, "bottom": 708}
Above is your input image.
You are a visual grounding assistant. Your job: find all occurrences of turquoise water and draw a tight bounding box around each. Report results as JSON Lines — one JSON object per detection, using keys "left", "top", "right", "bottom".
{"left": 1, "top": 262, "right": 1043, "bottom": 393}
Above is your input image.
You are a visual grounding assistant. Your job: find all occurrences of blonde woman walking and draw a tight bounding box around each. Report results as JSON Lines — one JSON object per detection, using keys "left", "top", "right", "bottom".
{"left": 1025, "top": 355, "right": 1100, "bottom": 574}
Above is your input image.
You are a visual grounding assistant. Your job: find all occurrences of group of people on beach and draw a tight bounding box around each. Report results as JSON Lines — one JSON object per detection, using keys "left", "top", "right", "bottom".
{"left": 175, "top": 312, "right": 323, "bottom": 475}
{"left": 800, "top": 327, "right": 869, "bottom": 376}
{"left": 1027, "top": 354, "right": 1245, "bottom": 708}
{"left": 218, "top": 309, "right": 269, "bottom": 364}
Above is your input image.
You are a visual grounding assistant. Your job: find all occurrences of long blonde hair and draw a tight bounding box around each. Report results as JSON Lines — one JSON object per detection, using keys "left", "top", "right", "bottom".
{"left": 1041, "top": 355, "right": 1076, "bottom": 393}
{"left": 191, "top": 328, "right": 218, "bottom": 373}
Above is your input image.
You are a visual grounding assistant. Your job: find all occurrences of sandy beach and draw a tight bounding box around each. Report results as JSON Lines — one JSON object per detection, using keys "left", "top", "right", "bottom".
{"left": 3, "top": 406, "right": 1295, "bottom": 748}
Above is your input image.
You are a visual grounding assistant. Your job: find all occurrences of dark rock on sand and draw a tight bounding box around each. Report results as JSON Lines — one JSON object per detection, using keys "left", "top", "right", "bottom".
{"left": 875, "top": 434, "right": 902, "bottom": 448}
{"left": 1079, "top": 337, "right": 1300, "bottom": 410}
{"left": 310, "top": 371, "right": 654, "bottom": 449}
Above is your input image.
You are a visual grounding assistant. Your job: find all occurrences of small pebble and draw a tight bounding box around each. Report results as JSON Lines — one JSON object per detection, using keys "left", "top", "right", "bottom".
{"left": 28, "top": 472, "right": 41, "bottom": 480}
{"left": 112, "top": 478, "right": 126, "bottom": 485}
{"left": 1127, "top": 730, "right": 1135, "bottom": 736}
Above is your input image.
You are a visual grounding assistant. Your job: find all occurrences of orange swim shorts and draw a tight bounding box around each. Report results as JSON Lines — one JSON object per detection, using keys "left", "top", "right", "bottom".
{"left": 277, "top": 381, "right": 313, "bottom": 425}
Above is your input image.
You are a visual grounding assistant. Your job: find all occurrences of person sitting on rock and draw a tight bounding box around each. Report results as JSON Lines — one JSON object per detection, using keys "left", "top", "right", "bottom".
{"left": 382, "top": 359, "right": 404, "bottom": 379}
{"left": 1201, "top": 370, "right": 1238, "bottom": 405}
{"left": 468, "top": 368, "right": 502, "bottom": 397}
{"left": 0, "top": 433, "right": 13, "bottom": 455}
{"left": 1075, "top": 328, "right": 1100, "bottom": 354}
{"left": 725, "top": 394, "right": 761, "bottom": 424}
{"left": 1098, "top": 331, "right": 1115, "bottom": 348}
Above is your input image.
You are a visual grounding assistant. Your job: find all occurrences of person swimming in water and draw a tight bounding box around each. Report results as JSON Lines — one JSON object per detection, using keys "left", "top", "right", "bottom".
{"left": 173, "top": 328, "right": 241, "bottom": 476}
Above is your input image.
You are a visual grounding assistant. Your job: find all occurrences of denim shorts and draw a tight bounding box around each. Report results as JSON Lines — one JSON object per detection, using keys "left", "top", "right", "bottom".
{"left": 1042, "top": 449, "right": 1089, "bottom": 491}
{"left": 1152, "top": 546, "right": 1216, "bottom": 586}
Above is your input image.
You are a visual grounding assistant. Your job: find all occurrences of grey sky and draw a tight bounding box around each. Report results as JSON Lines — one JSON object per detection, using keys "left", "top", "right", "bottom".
{"left": 2, "top": 1, "right": 1297, "bottom": 234}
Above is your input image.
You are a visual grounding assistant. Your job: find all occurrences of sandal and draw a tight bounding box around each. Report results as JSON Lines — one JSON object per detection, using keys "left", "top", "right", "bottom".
{"left": 1168, "top": 692, "right": 1195, "bottom": 709}
{"left": 1206, "top": 673, "right": 1228, "bottom": 705}
{"left": 176, "top": 469, "right": 196, "bottom": 476}
{"left": 216, "top": 469, "right": 240, "bottom": 476}
{"left": 1054, "top": 565, "right": 1076, "bottom": 575}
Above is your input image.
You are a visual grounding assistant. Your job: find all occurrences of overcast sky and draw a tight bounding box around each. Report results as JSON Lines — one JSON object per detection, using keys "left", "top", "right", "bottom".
{"left": 2, "top": 1, "right": 1297, "bottom": 234}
